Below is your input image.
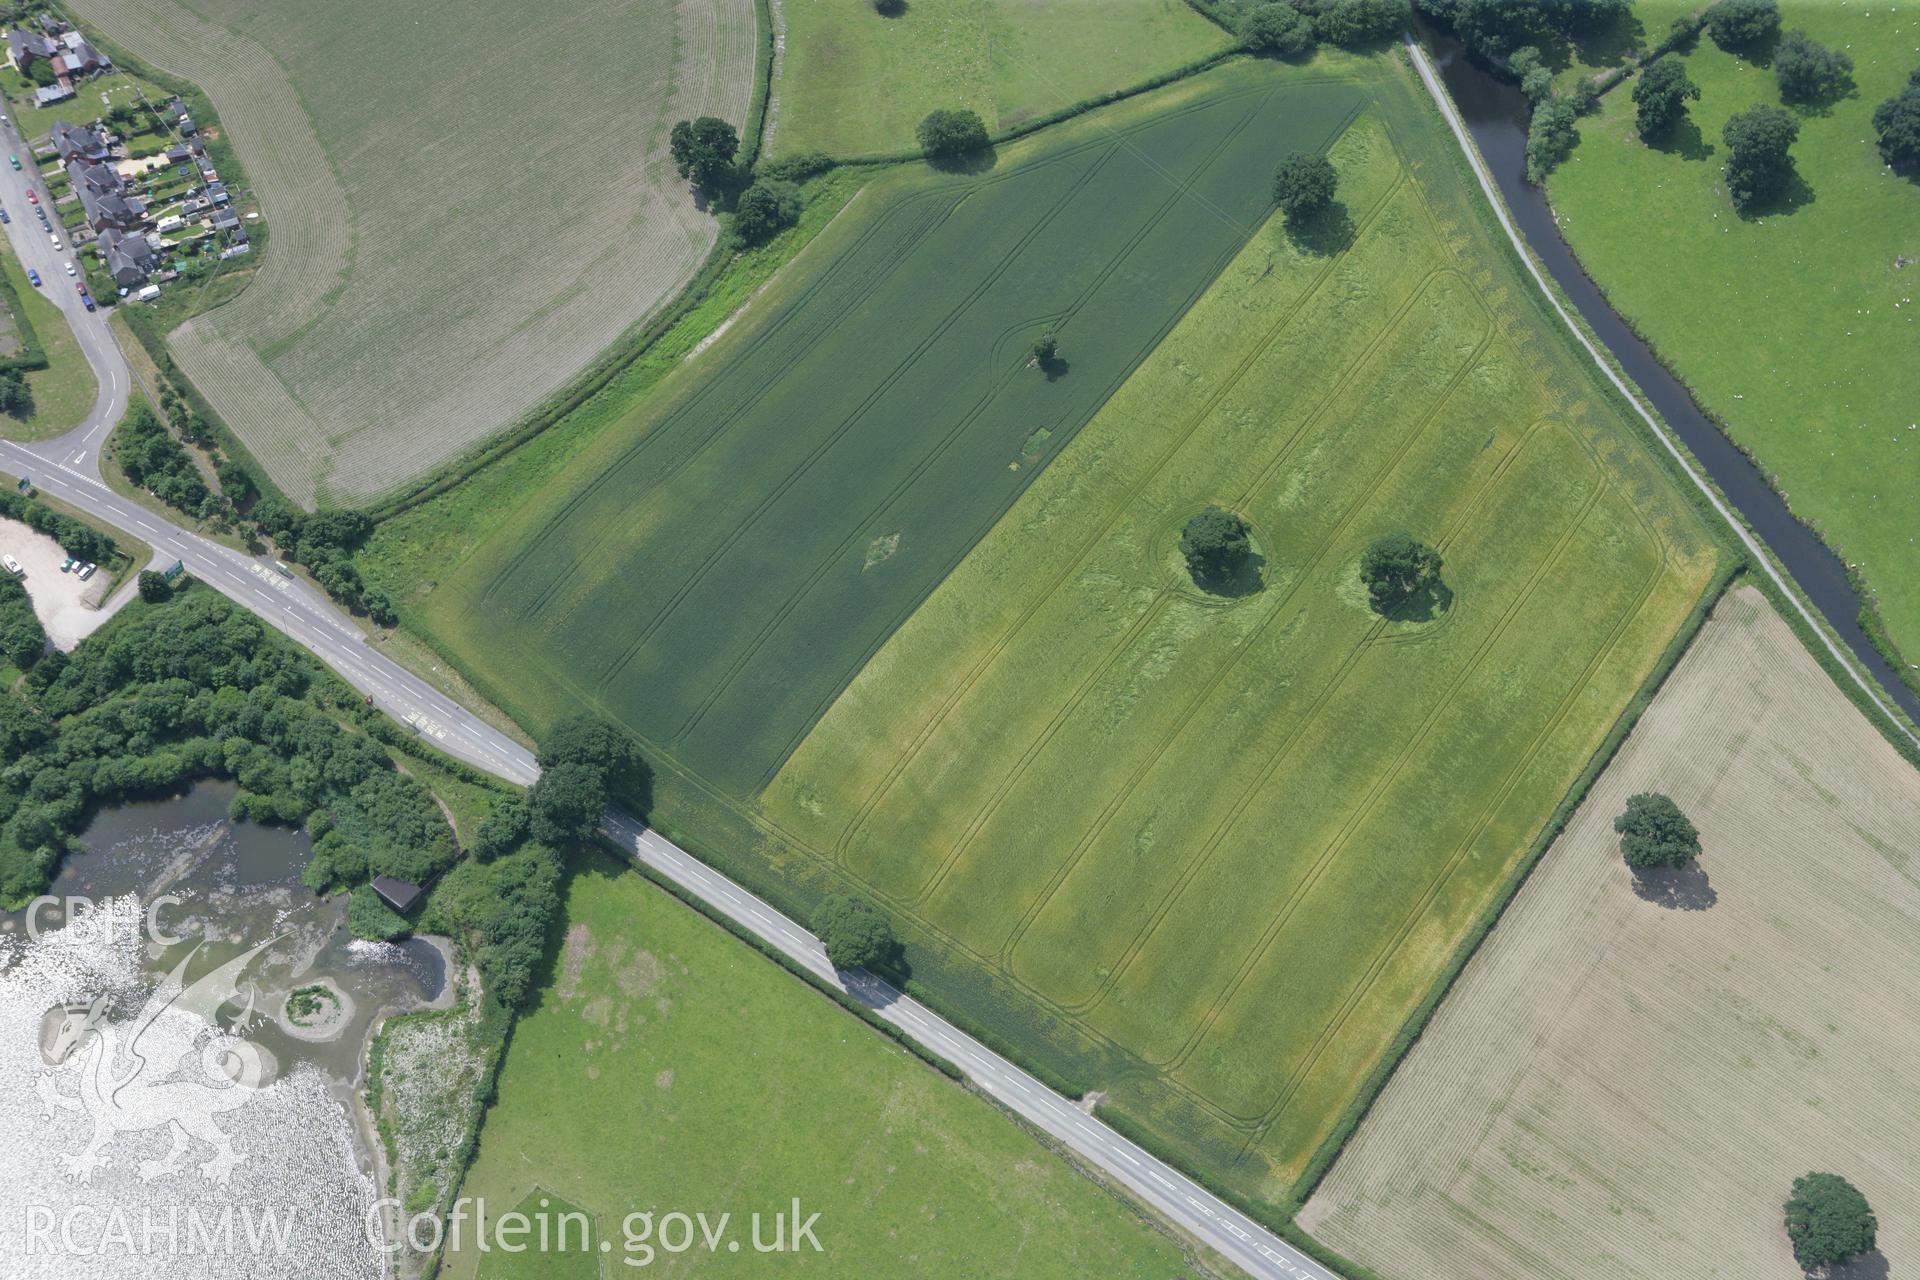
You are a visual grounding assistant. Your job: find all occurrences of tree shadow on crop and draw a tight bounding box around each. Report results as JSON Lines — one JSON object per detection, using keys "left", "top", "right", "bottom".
{"left": 1036, "top": 354, "right": 1070, "bottom": 382}
{"left": 1650, "top": 117, "right": 1713, "bottom": 163}
{"left": 1287, "top": 200, "right": 1355, "bottom": 257}
{"left": 1376, "top": 578, "right": 1452, "bottom": 623}
{"left": 1631, "top": 861, "right": 1717, "bottom": 911}
{"left": 928, "top": 144, "right": 998, "bottom": 176}
{"left": 1819, "top": 1249, "right": 1890, "bottom": 1280}
{"left": 1194, "top": 550, "right": 1267, "bottom": 600}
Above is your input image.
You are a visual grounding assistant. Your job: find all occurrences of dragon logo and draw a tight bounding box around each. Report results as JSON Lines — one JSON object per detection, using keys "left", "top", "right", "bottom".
{"left": 35, "top": 935, "right": 283, "bottom": 1186}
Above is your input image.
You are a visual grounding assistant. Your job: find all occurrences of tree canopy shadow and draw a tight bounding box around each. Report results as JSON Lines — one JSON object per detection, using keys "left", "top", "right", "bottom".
{"left": 1630, "top": 860, "right": 1717, "bottom": 911}
{"left": 873, "top": 0, "right": 908, "bottom": 15}
{"left": 1377, "top": 578, "right": 1452, "bottom": 623}
{"left": 927, "top": 144, "right": 998, "bottom": 175}
{"left": 1037, "top": 354, "right": 1070, "bottom": 382}
{"left": 1649, "top": 116, "right": 1713, "bottom": 162}
{"left": 1719, "top": 26, "right": 1781, "bottom": 67}
{"left": 1785, "top": 78, "right": 1858, "bottom": 120}
{"left": 1819, "top": 1248, "right": 1890, "bottom": 1280}
{"left": 1287, "top": 199, "right": 1355, "bottom": 257}
{"left": 1569, "top": 11, "right": 1646, "bottom": 72}
{"left": 1737, "top": 169, "right": 1816, "bottom": 220}
{"left": 1194, "top": 550, "right": 1267, "bottom": 600}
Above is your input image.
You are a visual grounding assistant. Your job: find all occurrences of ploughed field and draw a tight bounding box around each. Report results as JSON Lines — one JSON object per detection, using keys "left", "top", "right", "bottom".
{"left": 427, "top": 61, "right": 1369, "bottom": 798}
{"left": 65, "top": 0, "right": 758, "bottom": 506}
{"left": 1302, "top": 586, "right": 1920, "bottom": 1280}
{"left": 401, "top": 58, "right": 1719, "bottom": 1204}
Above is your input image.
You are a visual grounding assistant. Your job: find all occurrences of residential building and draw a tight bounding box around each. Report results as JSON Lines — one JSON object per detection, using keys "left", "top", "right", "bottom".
{"left": 99, "top": 227, "right": 155, "bottom": 288}
{"left": 67, "top": 159, "right": 148, "bottom": 230}
{"left": 49, "top": 120, "right": 109, "bottom": 165}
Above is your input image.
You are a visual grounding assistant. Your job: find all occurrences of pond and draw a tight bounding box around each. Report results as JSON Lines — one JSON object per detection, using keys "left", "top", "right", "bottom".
{"left": 0, "top": 782, "right": 447, "bottom": 1277}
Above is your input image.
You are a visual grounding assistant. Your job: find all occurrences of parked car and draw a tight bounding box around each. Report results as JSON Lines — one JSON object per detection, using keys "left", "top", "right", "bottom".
{"left": 60, "top": 557, "right": 74, "bottom": 572}
{"left": 26, "top": 268, "right": 39, "bottom": 286}
{"left": 51, "top": 237, "right": 62, "bottom": 250}
{"left": 81, "top": 295, "right": 95, "bottom": 312}
{"left": 63, "top": 261, "right": 73, "bottom": 276}
{"left": 76, "top": 562, "right": 96, "bottom": 580}
{"left": 7, "top": 155, "right": 17, "bottom": 170}
{"left": 2, "top": 554, "right": 21, "bottom": 576}
{"left": 25, "top": 188, "right": 36, "bottom": 204}
{"left": 0, "top": 209, "right": 10, "bottom": 225}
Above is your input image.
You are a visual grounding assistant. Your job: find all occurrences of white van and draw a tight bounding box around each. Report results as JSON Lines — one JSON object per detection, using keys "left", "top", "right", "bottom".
{"left": 2, "top": 554, "right": 21, "bottom": 575}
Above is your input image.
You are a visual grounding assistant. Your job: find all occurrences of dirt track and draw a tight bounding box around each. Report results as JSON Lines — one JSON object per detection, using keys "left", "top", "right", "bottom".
{"left": 1303, "top": 585, "right": 1920, "bottom": 1280}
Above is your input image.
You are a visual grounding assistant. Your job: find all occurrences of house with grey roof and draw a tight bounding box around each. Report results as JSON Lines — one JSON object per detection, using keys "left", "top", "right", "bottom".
{"left": 98, "top": 227, "right": 155, "bottom": 288}
{"left": 67, "top": 160, "right": 148, "bottom": 231}
{"left": 32, "top": 84, "right": 73, "bottom": 107}
{"left": 7, "top": 28, "right": 59, "bottom": 70}
{"left": 49, "top": 120, "right": 108, "bottom": 164}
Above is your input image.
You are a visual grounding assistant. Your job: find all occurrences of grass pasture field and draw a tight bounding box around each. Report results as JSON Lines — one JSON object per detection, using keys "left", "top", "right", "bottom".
{"left": 768, "top": 0, "right": 1232, "bottom": 158}
{"left": 1545, "top": 2, "right": 1920, "bottom": 667}
{"left": 0, "top": 248, "right": 97, "bottom": 441}
{"left": 1302, "top": 585, "right": 1920, "bottom": 1280}
{"left": 762, "top": 77, "right": 1720, "bottom": 1198}
{"left": 64, "top": 0, "right": 759, "bottom": 507}
{"left": 441, "top": 847, "right": 1220, "bottom": 1279}
{"left": 414, "top": 59, "right": 1374, "bottom": 799}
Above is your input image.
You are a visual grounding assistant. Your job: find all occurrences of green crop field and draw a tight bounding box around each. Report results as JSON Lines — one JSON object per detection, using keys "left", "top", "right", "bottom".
{"left": 768, "top": 0, "right": 1231, "bottom": 158}
{"left": 440, "top": 847, "right": 1219, "bottom": 1279}
{"left": 412, "top": 59, "right": 1374, "bottom": 798}
{"left": 371, "top": 54, "right": 1719, "bottom": 1206}
{"left": 64, "top": 0, "right": 759, "bottom": 506}
{"left": 763, "top": 84, "right": 1719, "bottom": 1197}
{"left": 1546, "top": 2, "right": 1920, "bottom": 670}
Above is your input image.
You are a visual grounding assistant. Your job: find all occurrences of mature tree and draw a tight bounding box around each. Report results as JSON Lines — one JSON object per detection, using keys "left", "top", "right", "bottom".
{"left": 537, "top": 714, "right": 642, "bottom": 778}
{"left": 1525, "top": 99, "right": 1579, "bottom": 182}
{"left": 1784, "top": 1173, "right": 1877, "bottom": 1272}
{"left": 669, "top": 116, "right": 740, "bottom": 189}
{"left": 1612, "top": 792, "right": 1700, "bottom": 869}
{"left": 1505, "top": 47, "right": 1555, "bottom": 103}
{"left": 137, "top": 570, "right": 172, "bottom": 603}
{"left": 1242, "top": 3, "right": 1316, "bottom": 56}
{"left": 1704, "top": 0, "right": 1778, "bottom": 52}
{"left": 1031, "top": 329, "right": 1059, "bottom": 364}
{"left": 814, "top": 894, "right": 896, "bottom": 971}
{"left": 916, "top": 108, "right": 989, "bottom": 159}
{"left": 1774, "top": 29, "right": 1853, "bottom": 103}
{"left": 1875, "top": 74, "right": 1920, "bottom": 169}
{"left": 1180, "top": 506, "right": 1253, "bottom": 591}
{"left": 1358, "top": 531, "right": 1441, "bottom": 612}
{"left": 1272, "top": 152, "right": 1338, "bottom": 221}
{"left": 527, "top": 761, "right": 608, "bottom": 845}
{"left": 1633, "top": 57, "right": 1701, "bottom": 140}
{"left": 1419, "top": 0, "right": 1622, "bottom": 60}
{"left": 732, "top": 177, "right": 802, "bottom": 243}
{"left": 1722, "top": 103, "right": 1800, "bottom": 211}
{"left": 0, "top": 368, "right": 31, "bottom": 417}
{"left": 1308, "top": 0, "right": 1409, "bottom": 47}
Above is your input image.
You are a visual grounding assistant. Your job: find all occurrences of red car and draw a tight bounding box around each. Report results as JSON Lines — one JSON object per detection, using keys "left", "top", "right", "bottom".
{"left": 25, "top": 189, "right": 36, "bottom": 204}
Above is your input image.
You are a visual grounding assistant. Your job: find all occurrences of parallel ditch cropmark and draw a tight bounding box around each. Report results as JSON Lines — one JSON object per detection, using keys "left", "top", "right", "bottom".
{"left": 825, "top": 166, "right": 1414, "bottom": 876}
{"left": 662, "top": 89, "right": 1277, "bottom": 751}
{"left": 909, "top": 268, "right": 1488, "bottom": 918}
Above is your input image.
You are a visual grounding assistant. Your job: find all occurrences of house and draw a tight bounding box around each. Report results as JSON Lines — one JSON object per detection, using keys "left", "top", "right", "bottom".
{"left": 163, "top": 143, "right": 190, "bottom": 165}
{"left": 49, "top": 120, "right": 108, "bottom": 165}
{"left": 99, "top": 226, "right": 155, "bottom": 288}
{"left": 209, "top": 207, "right": 239, "bottom": 232}
{"left": 67, "top": 160, "right": 147, "bottom": 230}
{"left": 31, "top": 84, "right": 73, "bottom": 107}
{"left": 370, "top": 876, "right": 423, "bottom": 915}
{"left": 7, "top": 28, "right": 59, "bottom": 70}
{"left": 205, "top": 182, "right": 228, "bottom": 205}
{"left": 55, "top": 33, "right": 106, "bottom": 77}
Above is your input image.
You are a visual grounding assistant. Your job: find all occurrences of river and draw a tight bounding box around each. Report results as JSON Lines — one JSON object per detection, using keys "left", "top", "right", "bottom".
{"left": 0, "top": 783, "right": 447, "bottom": 1277}
{"left": 1419, "top": 22, "right": 1920, "bottom": 727}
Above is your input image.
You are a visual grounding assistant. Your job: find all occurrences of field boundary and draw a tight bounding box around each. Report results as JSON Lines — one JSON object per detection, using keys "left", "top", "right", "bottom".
{"left": 1402, "top": 37, "right": 1920, "bottom": 759}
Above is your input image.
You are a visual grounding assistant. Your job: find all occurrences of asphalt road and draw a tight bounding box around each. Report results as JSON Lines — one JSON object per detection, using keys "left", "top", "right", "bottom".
{"left": 0, "top": 115, "right": 1338, "bottom": 1280}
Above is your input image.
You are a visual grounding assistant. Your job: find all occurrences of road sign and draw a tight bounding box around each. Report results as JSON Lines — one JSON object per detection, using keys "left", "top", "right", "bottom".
{"left": 162, "top": 559, "right": 185, "bottom": 582}
{"left": 15, "top": 476, "right": 28, "bottom": 492}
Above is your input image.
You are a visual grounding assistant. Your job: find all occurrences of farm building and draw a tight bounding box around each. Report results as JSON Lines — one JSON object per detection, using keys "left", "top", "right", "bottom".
{"left": 31, "top": 84, "right": 72, "bottom": 107}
